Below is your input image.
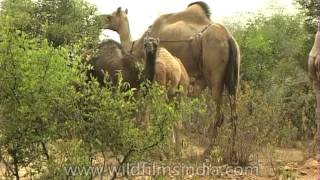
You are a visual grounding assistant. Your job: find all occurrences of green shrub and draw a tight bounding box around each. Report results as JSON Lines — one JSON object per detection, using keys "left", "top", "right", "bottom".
{"left": 213, "top": 82, "right": 298, "bottom": 165}
{"left": 0, "top": 25, "right": 183, "bottom": 179}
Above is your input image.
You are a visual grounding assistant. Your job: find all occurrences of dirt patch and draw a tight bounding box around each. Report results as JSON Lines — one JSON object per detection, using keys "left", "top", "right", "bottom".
{"left": 0, "top": 133, "right": 317, "bottom": 179}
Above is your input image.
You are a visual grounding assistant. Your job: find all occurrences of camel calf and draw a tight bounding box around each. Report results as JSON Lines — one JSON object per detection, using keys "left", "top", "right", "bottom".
{"left": 143, "top": 37, "right": 190, "bottom": 96}
{"left": 143, "top": 37, "right": 190, "bottom": 156}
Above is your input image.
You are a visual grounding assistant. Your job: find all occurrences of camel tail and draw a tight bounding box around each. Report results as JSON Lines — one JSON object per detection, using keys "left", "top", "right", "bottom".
{"left": 225, "top": 36, "right": 240, "bottom": 155}
{"left": 225, "top": 36, "right": 240, "bottom": 96}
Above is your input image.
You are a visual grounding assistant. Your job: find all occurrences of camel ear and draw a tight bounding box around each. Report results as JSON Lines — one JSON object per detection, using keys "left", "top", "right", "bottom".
{"left": 125, "top": 8, "right": 128, "bottom": 14}
{"left": 117, "top": 7, "right": 122, "bottom": 15}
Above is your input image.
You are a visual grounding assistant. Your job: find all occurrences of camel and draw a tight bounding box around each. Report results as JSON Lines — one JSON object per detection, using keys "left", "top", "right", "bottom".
{"left": 143, "top": 36, "right": 190, "bottom": 155}
{"left": 143, "top": 37, "right": 190, "bottom": 96}
{"left": 86, "top": 39, "right": 141, "bottom": 88}
{"left": 308, "top": 21, "right": 320, "bottom": 168}
{"left": 102, "top": 2, "right": 240, "bottom": 151}
{"left": 308, "top": 24, "right": 320, "bottom": 83}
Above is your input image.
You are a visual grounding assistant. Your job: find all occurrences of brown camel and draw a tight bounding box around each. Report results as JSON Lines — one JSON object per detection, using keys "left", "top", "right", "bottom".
{"left": 102, "top": 2, "right": 240, "bottom": 150}
{"left": 308, "top": 22, "right": 320, "bottom": 165}
{"left": 86, "top": 39, "right": 141, "bottom": 88}
{"left": 308, "top": 27, "right": 320, "bottom": 82}
{"left": 143, "top": 37, "right": 190, "bottom": 96}
{"left": 143, "top": 36, "right": 190, "bottom": 155}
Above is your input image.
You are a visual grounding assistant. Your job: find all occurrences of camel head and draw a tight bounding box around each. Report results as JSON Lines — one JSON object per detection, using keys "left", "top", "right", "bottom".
{"left": 100, "top": 7, "right": 128, "bottom": 32}
{"left": 143, "top": 37, "right": 160, "bottom": 55}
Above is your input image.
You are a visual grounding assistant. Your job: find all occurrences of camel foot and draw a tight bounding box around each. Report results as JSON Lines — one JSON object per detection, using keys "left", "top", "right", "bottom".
{"left": 206, "top": 122, "right": 218, "bottom": 139}
{"left": 201, "top": 143, "right": 216, "bottom": 160}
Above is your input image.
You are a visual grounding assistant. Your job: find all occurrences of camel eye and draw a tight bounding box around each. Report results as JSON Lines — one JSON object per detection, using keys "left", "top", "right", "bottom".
{"left": 106, "top": 15, "right": 112, "bottom": 20}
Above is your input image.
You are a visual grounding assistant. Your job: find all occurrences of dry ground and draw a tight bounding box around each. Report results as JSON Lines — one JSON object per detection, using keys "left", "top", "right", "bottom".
{"left": 0, "top": 132, "right": 318, "bottom": 180}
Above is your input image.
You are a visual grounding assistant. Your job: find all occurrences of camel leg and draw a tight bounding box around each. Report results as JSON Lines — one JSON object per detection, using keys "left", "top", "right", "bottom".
{"left": 228, "top": 94, "right": 237, "bottom": 162}
{"left": 201, "top": 43, "right": 228, "bottom": 139}
{"left": 200, "top": 28, "right": 229, "bottom": 153}
{"left": 169, "top": 82, "right": 183, "bottom": 156}
{"left": 313, "top": 80, "right": 320, "bottom": 172}
{"left": 203, "top": 85, "right": 224, "bottom": 157}
{"left": 168, "top": 85, "right": 177, "bottom": 99}
{"left": 135, "top": 103, "right": 150, "bottom": 130}
{"left": 207, "top": 87, "right": 224, "bottom": 139}
{"left": 142, "top": 105, "right": 150, "bottom": 130}
{"left": 173, "top": 121, "right": 183, "bottom": 157}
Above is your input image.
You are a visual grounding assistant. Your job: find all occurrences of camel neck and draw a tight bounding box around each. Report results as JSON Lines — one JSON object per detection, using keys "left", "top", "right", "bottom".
{"left": 145, "top": 52, "right": 156, "bottom": 82}
{"left": 131, "top": 35, "right": 146, "bottom": 59}
{"left": 118, "top": 20, "right": 132, "bottom": 53}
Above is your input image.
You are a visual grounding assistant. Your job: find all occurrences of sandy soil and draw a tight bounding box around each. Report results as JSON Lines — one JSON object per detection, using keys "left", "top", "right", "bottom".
{"left": 0, "top": 133, "right": 317, "bottom": 180}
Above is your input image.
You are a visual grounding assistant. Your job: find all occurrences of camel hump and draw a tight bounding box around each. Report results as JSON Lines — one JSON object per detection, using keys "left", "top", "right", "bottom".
{"left": 187, "top": 1, "right": 211, "bottom": 18}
